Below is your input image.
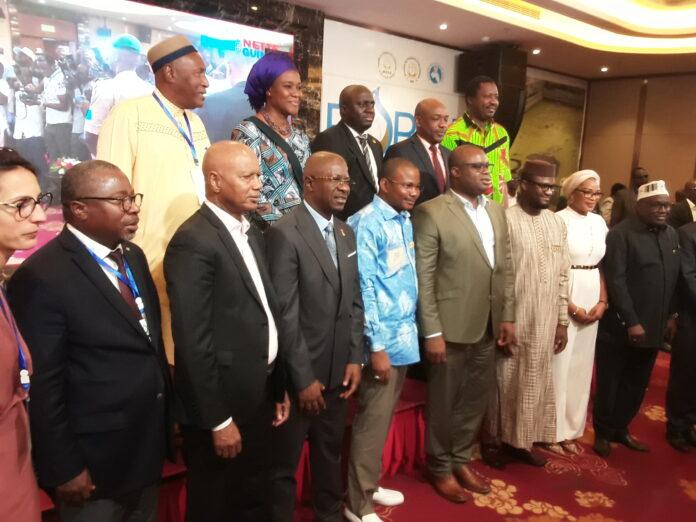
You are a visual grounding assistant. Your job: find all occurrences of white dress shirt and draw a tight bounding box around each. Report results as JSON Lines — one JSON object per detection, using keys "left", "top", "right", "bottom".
{"left": 688, "top": 199, "right": 696, "bottom": 221}
{"left": 43, "top": 68, "right": 72, "bottom": 125}
{"left": 345, "top": 123, "right": 379, "bottom": 189}
{"left": 417, "top": 134, "right": 446, "bottom": 179}
{"left": 453, "top": 191, "right": 496, "bottom": 267}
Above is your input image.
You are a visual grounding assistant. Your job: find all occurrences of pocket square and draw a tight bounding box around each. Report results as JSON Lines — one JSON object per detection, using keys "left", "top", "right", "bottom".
{"left": 347, "top": 251, "right": 357, "bottom": 258}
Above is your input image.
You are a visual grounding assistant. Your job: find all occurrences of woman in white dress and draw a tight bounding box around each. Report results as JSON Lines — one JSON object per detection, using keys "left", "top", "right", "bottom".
{"left": 552, "top": 170, "right": 608, "bottom": 454}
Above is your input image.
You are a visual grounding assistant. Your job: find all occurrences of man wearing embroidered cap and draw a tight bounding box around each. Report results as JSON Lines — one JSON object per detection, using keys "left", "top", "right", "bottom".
{"left": 98, "top": 35, "right": 211, "bottom": 363}
{"left": 84, "top": 34, "right": 153, "bottom": 155}
{"left": 593, "top": 180, "right": 680, "bottom": 457}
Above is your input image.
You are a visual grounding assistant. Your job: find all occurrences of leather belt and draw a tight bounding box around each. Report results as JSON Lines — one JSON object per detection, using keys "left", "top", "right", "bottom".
{"left": 571, "top": 264, "right": 598, "bottom": 270}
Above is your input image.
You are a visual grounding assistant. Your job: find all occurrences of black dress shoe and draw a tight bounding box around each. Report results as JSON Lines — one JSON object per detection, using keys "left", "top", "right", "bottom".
{"left": 667, "top": 435, "right": 692, "bottom": 453}
{"left": 613, "top": 434, "right": 649, "bottom": 452}
{"left": 684, "top": 427, "right": 696, "bottom": 447}
{"left": 592, "top": 437, "right": 611, "bottom": 458}
{"left": 503, "top": 444, "right": 547, "bottom": 467}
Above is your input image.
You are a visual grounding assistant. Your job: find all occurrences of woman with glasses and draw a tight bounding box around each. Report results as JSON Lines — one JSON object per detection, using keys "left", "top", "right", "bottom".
{"left": 0, "top": 148, "right": 50, "bottom": 521}
{"left": 551, "top": 169, "right": 608, "bottom": 455}
{"left": 232, "top": 52, "right": 310, "bottom": 227}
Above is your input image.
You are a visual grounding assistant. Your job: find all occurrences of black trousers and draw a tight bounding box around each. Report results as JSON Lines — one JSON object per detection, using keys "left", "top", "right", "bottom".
{"left": 666, "top": 322, "right": 696, "bottom": 436}
{"left": 593, "top": 331, "right": 658, "bottom": 440}
{"left": 182, "top": 399, "right": 274, "bottom": 522}
{"left": 269, "top": 387, "right": 348, "bottom": 522}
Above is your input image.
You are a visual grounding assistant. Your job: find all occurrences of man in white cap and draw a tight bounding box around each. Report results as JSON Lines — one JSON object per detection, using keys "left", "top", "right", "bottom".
{"left": 593, "top": 180, "right": 680, "bottom": 457}
{"left": 84, "top": 34, "right": 153, "bottom": 156}
{"left": 98, "top": 35, "right": 210, "bottom": 362}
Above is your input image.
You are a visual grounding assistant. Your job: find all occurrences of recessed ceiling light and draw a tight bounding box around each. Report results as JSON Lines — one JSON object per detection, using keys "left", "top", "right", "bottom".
{"left": 481, "top": 35, "right": 491, "bottom": 42}
{"left": 532, "top": 48, "right": 541, "bottom": 55}
{"left": 121, "top": 16, "right": 127, "bottom": 21}
{"left": 251, "top": 5, "right": 259, "bottom": 11}
{"left": 439, "top": 23, "right": 448, "bottom": 30}
{"left": 600, "top": 66, "right": 609, "bottom": 72}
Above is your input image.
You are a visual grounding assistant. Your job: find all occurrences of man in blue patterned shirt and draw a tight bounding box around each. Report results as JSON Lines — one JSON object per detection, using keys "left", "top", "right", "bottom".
{"left": 344, "top": 158, "right": 421, "bottom": 522}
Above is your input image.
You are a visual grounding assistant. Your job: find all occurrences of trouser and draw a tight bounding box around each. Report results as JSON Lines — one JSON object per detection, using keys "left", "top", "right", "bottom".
{"left": 57, "top": 483, "right": 159, "bottom": 522}
{"left": 182, "top": 398, "right": 275, "bottom": 522}
{"left": 347, "top": 364, "right": 407, "bottom": 517}
{"left": 666, "top": 323, "right": 696, "bottom": 437}
{"left": 426, "top": 336, "right": 496, "bottom": 476}
{"left": 269, "top": 387, "right": 348, "bottom": 522}
{"left": 44, "top": 123, "right": 72, "bottom": 160}
{"left": 593, "top": 331, "right": 658, "bottom": 440}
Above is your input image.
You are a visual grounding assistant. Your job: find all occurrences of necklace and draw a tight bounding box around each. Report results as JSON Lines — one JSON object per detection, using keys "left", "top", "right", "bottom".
{"left": 261, "top": 109, "right": 292, "bottom": 137}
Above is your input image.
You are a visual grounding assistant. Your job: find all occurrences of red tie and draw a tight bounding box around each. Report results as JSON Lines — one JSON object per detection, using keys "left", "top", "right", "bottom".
{"left": 429, "top": 144, "right": 446, "bottom": 193}
{"left": 108, "top": 250, "right": 140, "bottom": 319}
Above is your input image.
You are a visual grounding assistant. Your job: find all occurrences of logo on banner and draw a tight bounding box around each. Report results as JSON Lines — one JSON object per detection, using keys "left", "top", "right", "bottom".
{"left": 428, "top": 63, "right": 444, "bottom": 85}
{"left": 403, "top": 57, "right": 421, "bottom": 83}
{"left": 378, "top": 52, "right": 397, "bottom": 79}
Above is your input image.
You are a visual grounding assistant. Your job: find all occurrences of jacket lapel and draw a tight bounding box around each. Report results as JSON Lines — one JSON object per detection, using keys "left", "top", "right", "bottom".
{"left": 340, "top": 122, "right": 376, "bottom": 190}
{"left": 59, "top": 229, "right": 150, "bottom": 341}
{"left": 410, "top": 135, "right": 435, "bottom": 176}
{"left": 444, "top": 191, "right": 493, "bottom": 269}
{"left": 295, "top": 205, "right": 340, "bottom": 293}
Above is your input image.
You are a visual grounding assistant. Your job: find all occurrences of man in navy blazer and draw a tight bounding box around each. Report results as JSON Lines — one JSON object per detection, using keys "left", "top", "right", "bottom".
{"left": 385, "top": 98, "right": 451, "bottom": 205}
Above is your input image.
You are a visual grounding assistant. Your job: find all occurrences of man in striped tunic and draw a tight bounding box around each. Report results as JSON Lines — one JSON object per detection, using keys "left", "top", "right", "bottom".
{"left": 441, "top": 76, "right": 511, "bottom": 205}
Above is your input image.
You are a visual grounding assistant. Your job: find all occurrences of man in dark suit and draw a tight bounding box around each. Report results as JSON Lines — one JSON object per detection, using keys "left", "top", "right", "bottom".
{"left": 164, "top": 141, "right": 289, "bottom": 521}
{"left": 609, "top": 166, "right": 649, "bottom": 227}
{"left": 8, "top": 160, "right": 172, "bottom": 521}
{"left": 266, "top": 151, "right": 364, "bottom": 521}
{"left": 385, "top": 98, "right": 451, "bottom": 205}
{"left": 668, "top": 179, "right": 696, "bottom": 229}
{"left": 312, "top": 85, "right": 383, "bottom": 220}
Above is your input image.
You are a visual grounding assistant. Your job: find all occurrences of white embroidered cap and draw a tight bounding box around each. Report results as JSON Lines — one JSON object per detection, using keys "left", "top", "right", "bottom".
{"left": 637, "top": 180, "right": 669, "bottom": 201}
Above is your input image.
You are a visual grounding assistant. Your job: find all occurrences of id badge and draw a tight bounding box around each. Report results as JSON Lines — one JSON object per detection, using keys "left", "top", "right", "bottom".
{"left": 191, "top": 166, "right": 205, "bottom": 204}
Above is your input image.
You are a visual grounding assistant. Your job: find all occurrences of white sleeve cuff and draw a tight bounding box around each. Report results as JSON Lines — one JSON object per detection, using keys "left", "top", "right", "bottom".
{"left": 425, "top": 332, "right": 443, "bottom": 339}
{"left": 212, "top": 417, "right": 232, "bottom": 431}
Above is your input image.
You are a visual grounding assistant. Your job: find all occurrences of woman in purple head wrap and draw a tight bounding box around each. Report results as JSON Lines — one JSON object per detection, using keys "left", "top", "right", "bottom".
{"left": 232, "top": 51, "right": 310, "bottom": 226}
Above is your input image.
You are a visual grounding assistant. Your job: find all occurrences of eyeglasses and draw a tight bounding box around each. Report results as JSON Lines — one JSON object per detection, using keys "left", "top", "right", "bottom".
{"left": 385, "top": 178, "right": 423, "bottom": 192}
{"left": 575, "top": 188, "right": 603, "bottom": 199}
{"left": 460, "top": 162, "right": 490, "bottom": 171}
{"left": 0, "top": 192, "right": 52, "bottom": 219}
{"left": 308, "top": 176, "right": 356, "bottom": 188}
{"left": 76, "top": 193, "right": 144, "bottom": 212}
{"left": 523, "top": 179, "right": 560, "bottom": 193}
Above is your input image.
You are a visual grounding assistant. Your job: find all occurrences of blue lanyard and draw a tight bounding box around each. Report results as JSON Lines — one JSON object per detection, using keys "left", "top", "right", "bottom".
{"left": 152, "top": 92, "right": 199, "bottom": 166}
{"left": 0, "top": 290, "right": 30, "bottom": 393}
{"left": 87, "top": 249, "right": 150, "bottom": 338}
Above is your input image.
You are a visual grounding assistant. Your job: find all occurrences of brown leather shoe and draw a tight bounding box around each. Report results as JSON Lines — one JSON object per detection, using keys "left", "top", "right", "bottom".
{"left": 426, "top": 472, "right": 472, "bottom": 503}
{"left": 453, "top": 464, "right": 491, "bottom": 494}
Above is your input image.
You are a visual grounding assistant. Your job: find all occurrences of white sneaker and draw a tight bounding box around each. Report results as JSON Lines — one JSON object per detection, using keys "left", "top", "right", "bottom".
{"left": 343, "top": 507, "right": 383, "bottom": 522}
{"left": 372, "top": 486, "right": 405, "bottom": 506}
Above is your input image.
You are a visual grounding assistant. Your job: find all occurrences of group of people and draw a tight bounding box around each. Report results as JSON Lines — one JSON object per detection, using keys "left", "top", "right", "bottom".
{"left": 1, "top": 34, "right": 695, "bottom": 522}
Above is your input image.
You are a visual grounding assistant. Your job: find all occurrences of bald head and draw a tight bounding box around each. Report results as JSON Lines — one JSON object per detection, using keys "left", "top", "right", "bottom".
{"left": 449, "top": 144, "right": 491, "bottom": 198}
{"left": 415, "top": 98, "right": 449, "bottom": 145}
{"left": 339, "top": 84, "right": 375, "bottom": 133}
{"left": 304, "top": 152, "right": 350, "bottom": 218}
{"left": 204, "top": 141, "right": 261, "bottom": 218}
{"left": 449, "top": 144, "right": 485, "bottom": 171}
{"left": 303, "top": 151, "right": 346, "bottom": 179}
{"left": 203, "top": 141, "right": 256, "bottom": 183}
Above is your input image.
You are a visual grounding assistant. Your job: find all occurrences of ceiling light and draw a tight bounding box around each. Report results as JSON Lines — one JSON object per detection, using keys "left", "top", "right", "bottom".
{"left": 600, "top": 66, "right": 609, "bottom": 72}
{"left": 532, "top": 48, "right": 541, "bottom": 55}
{"left": 121, "top": 17, "right": 127, "bottom": 21}
{"left": 439, "top": 23, "right": 448, "bottom": 30}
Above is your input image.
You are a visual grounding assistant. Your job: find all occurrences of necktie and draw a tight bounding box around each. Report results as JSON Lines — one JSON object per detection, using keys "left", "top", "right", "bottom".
{"left": 358, "top": 135, "right": 377, "bottom": 189}
{"left": 108, "top": 250, "right": 141, "bottom": 319}
{"left": 429, "top": 144, "right": 446, "bottom": 193}
{"left": 324, "top": 222, "right": 338, "bottom": 268}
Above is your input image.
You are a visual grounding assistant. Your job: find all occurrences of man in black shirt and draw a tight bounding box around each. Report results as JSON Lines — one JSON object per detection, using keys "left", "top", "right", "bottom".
{"left": 593, "top": 180, "right": 680, "bottom": 457}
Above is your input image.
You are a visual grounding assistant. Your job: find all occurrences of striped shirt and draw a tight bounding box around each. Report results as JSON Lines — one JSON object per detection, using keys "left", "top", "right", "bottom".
{"left": 441, "top": 113, "right": 511, "bottom": 204}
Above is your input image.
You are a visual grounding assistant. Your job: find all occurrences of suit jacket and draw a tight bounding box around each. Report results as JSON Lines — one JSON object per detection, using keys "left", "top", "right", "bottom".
{"left": 600, "top": 217, "right": 680, "bottom": 347}
{"left": 311, "top": 121, "right": 384, "bottom": 220}
{"left": 384, "top": 134, "right": 451, "bottom": 205}
{"left": 7, "top": 228, "right": 172, "bottom": 498}
{"left": 265, "top": 204, "right": 364, "bottom": 392}
{"left": 668, "top": 199, "right": 694, "bottom": 229}
{"left": 413, "top": 190, "right": 515, "bottom": 343}
{"left": 164, "top": 204, "right": 285, "bottom": 430}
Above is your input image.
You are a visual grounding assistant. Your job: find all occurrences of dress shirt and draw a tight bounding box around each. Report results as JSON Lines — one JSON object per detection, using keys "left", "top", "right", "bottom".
{"left": 304, "top": 200, "right": 334, "bottom": 235}
{"left": 205, "top": 201, "right": 279, "bottom": 432}
{"left": 43, "top": 69, "right": 72, "bottom": 125}
{"left": 417, "top": 134, "right": 446, "bottom": 178}
{"left": 453, "top": 191, "right": 496, "bottom": 267}
{"left": 345, "top": 123, "right": 379, "bottom": 189}
{"left": 689, "top": 199, "right": 696, "bottom": 221}
{"left": 66, "top": 224, "right": 121, "bottom": 290}
{"left": 348, "top": 195, "right": 419, "bottom": 366}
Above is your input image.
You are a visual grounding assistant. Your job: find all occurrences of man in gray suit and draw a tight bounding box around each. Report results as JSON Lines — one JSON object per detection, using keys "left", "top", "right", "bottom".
{"left": 266, "top": 152, "right": 364, "bottom": 522}
{"left": 413, "top": 144, "right": 516, "bottom": 503}
{"left": 385, "top": 98, "right": 451, "bottom": 205}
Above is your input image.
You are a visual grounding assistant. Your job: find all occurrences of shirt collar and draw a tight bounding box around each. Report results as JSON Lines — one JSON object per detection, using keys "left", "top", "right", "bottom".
{"left": 451, "top": 189, "right": 488, "bottom": 210}
{"left": 304, "top": 201, "right": 333, "bottom": 233}
{"left": 343, "top": 122, "right": 368, "bottom": 139}
{"left": 66, "top": 223, "right": 120, "bottom": 259}
{"left": 373, "top": 194, "right": 409, "bottom": 221}
{"left": 417, "top": 134, "right": 439, "bottom": 152}
{"left": 463, "top": 112, "right": 492, "bottom": 132}
{"left": 205, "top": 200, "right": 250, "bottom": 236}
{"left": 153, "top": 87, "right": 185, "bottom": 117}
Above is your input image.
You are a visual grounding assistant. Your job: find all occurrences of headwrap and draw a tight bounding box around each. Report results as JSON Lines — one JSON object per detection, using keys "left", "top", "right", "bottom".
{"left": 637, "top": 180, "right": 669, "bottom": 201}
{"left": 147, "top": 35, "right": 198, "bottom": 73}
{"left": 244, "top": 51, "right": 298, "bottom": 111}
{"left": 561, "top": 169, "right": 600, "bottom": 198}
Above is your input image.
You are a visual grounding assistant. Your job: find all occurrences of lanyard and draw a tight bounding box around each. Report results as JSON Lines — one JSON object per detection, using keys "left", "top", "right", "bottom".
{"left": 152, "top": 92, "right": 199, "bottom": 166}
{"left": 87, "top": 249, "right": 150, "bottom": 338}
{"left": 0, "top": 290, "right": 30, "bottom": 393}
